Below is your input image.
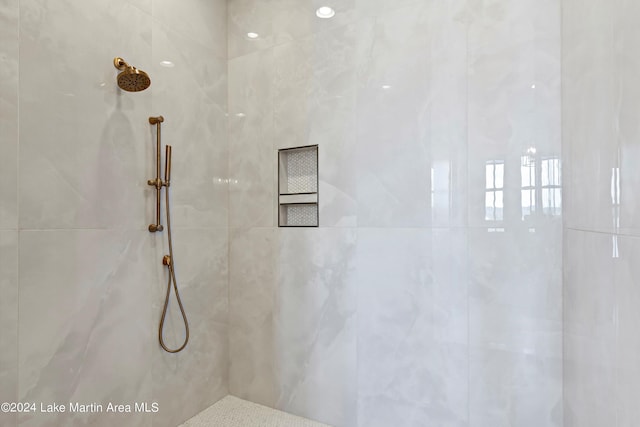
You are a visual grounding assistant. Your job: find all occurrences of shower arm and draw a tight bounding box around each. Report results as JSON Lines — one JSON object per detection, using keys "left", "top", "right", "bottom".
{"left": 148, "top": 116, "right": 170, "bottom": 232}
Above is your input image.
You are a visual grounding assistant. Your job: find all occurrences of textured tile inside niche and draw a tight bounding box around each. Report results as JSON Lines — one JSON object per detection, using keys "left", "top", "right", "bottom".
{"left": 0, "top": 231, "right": 17, "bottom": 427}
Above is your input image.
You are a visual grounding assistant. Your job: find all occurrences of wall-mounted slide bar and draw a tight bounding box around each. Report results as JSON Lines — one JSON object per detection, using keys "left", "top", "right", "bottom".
{"left": 148, "top": 116, "right": 166, "bottom": 232}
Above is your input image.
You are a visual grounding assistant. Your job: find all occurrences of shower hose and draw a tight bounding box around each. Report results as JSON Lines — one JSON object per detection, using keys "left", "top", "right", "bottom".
{"left": 158, "top": 184, "right": 189, "bottom": 353}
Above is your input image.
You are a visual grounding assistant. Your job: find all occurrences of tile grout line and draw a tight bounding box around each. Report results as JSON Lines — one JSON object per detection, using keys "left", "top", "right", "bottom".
{"left": 559, "top": 0, "right": 565, "bottom": 422}
{"left": 464, "top": 9, "right": 471, "bottom": 426}
{"left": 225, "top": 0, "right": 232, "bottom": 393}
{"left": 16, "top": 0, "right": 21, "bottom": 423}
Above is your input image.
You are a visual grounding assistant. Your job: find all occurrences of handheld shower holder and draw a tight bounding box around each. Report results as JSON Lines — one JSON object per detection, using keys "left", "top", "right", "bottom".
{"left": 148, "top": 116, "right": 172, "bottom": 233}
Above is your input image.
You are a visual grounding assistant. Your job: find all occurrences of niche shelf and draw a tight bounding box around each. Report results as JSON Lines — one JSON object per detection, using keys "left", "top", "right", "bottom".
{"left": 278, "top": 145, "right": 318, "bottom": 227}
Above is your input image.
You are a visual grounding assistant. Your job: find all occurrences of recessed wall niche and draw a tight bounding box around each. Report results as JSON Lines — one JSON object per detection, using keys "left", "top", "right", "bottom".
{"left": 278, "top": 145, "right": 318, "bottom": 227}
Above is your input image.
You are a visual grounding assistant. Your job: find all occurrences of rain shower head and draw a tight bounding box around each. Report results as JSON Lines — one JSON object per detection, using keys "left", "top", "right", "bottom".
{"left": 113, "top": 57, "right": 151, "bottom": 92}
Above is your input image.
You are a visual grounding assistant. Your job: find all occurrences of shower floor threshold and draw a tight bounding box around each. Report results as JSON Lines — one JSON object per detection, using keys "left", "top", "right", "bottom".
{"left": 178, "top": 395, "right": 332, "bottom": 427}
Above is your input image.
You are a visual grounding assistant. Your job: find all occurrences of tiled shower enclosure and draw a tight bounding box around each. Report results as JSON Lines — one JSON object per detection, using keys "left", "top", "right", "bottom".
{"left": 1, "top": 0, "right": 637, "bottom": 426}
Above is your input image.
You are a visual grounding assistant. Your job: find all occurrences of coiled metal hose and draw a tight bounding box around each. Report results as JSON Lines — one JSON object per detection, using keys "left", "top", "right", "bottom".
{"left": 158, "top": 184, "right": 189, "bottom": 353}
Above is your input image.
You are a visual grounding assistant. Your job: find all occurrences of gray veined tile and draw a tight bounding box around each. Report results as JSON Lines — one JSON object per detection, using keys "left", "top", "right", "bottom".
{"left": 229, "top": 227, "right": 278, "bottom": 407}
{"left": 0, "top": 231, "right": 18, "bottom": 427}
{"left": 19, "top": 0, "right": 152, "bottom": 230}
{"left": 151, "top": 228, "right": 229, "bottom": 427}
{"left": 273, "top": 228, "right": 358, "bottom": 427}
{"left": 0, "top": 0, "right": 19, "bottom": 230}
{"left": 18, "top": 230, "right": 153, "bottom": 427}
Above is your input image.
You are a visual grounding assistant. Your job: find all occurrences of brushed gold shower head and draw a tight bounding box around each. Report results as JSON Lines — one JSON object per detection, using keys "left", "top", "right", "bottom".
{"left": 113, "top": 57, "right": 151, "bottom": 92}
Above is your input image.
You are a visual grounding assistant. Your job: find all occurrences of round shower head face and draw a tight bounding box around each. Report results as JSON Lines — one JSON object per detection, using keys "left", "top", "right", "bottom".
{"left": 117, "top": 68, "right": 151, "bottom": 92}
{"left": 113, "top": 57, "right": 151, "bottom": 92}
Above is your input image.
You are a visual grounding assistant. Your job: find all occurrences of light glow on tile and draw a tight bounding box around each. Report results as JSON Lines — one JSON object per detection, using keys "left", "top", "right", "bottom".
{"left": 246, "top": 32, "right": 259, "bottom": 39}
{"left": 316, "top": 6, "right": 335, "bottom": 19}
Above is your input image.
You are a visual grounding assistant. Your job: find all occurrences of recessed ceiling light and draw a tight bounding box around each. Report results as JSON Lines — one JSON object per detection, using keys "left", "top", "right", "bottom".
{"left": 235, "top": 112, "right": 246, "bottom": 118}
{"left": 246, "top": 32, "right": 259, "bottom": 39}
{"left": 381, "top": 85, "right": 392, "bottom": 90}
{"left": 531, "top": 84, "right": 536, "bottom": 89}
{"left": 160, "top": 60, "right": 175, "bottom": 67}
{"left": 316, "top": 6, "right": 335, "bottom": 19}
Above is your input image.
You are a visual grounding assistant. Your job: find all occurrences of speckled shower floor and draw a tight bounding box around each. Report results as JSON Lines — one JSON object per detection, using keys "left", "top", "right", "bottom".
{"left": 179, "top": 396, "right": 332, "bottom": 427}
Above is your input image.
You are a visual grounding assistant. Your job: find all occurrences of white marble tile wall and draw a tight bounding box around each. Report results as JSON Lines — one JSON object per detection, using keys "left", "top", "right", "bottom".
{"left": 228, "top": 49, "right": 275, "bottom": 228}
{"left": 562, "top": 0, "right": 617, "bottom": 235}
{"left": 18, "top": 230, "right": 153, "bottom": 427}
{"left": 151, "top": 229, "right": 229, "bottom": 427}
{"left": 229, "top": 227, "right": 278, "bottom": 407}
{"left": 18, "top": 0, "right": 152, "bottom": 230}
{"left": 564, "top": 231, "right": 640, "bottom": 426}
{"left": 0, "top": 0, "right": 229, "bottom": 426}
{"left": 228, "top": 0, "right": 562, "bottom": 426}
{"left": 0, "top": 231, "right": 18, "bottom": 427}
{"left": 228, "top": 0, "right": 356, "bottom": 60}
{"left": 356, "top": 1, "right": 467, "bottom": 228}
{"left": 357, "top": 228, "right": 468, "bottom": 427}
{"left": 468, "top": 227, "right": 563, "bottom": 427}
{"left": 0, "top": 1, "right": 19, "bottom": 426}
{"left": 150, "top": 19, "right": 228, "bottom": 229}
{"left": 563, "top": 230, "right": 615, "bottom": 427}
{"left": 0, "top": 0, "right": 18, "bottom": 230}
{"left": 563, "top": 1, "right": 640, "bottom": 426}
{"left": 274, "top": 228, "right": 357, "bottom": 427}
{"left": 467, "top": 0, "right": 562, "bottom": 228}
{"left": 228, "top": 227, "right": 357, "bottom": 427}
